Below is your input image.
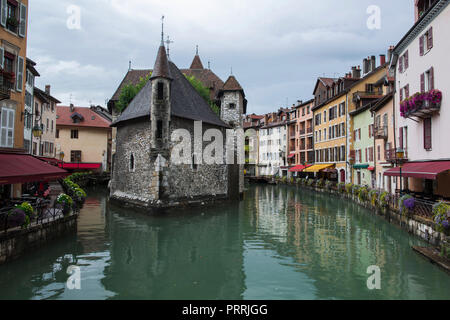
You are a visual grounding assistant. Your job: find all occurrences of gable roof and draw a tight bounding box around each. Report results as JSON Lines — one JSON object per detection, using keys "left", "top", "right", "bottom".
{"left": 312, "top": 77, "right": 337, "bottom": 95}
{"left": 57, "top": 106, "right": 111, "bottom": 128}
{"left": 34, "top": 87, "right": 61, "bottom": 104}
{"left": 112, "top": 61, "right": 229, "bottom": 128}
{"left": 190, "top": 55, "right": 204, "bottom": 69}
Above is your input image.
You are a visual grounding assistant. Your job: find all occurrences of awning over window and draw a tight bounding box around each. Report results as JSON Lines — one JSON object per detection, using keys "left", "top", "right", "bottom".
{"left": 0, "top": 153, "right": 69, "bottom": 185}
{"left": 384, "top": 161, "right": 450, "bottom": 180}
{"left": 304, "top": 164, "right": 335, "bottom": 173}
{"left": 353, "top": 164, "right": 369, "bottom": 169}
{"left": 59, "top": 163, "right": 102, "bottom": 169}
{"left": 368, "top": 166, "right": 375, "bottom": 171}
{"left": 289, "top": 165, "right": 311, "bottom": 172}
{"left": 287, "top": 153, "right": 295, "bottom": 159}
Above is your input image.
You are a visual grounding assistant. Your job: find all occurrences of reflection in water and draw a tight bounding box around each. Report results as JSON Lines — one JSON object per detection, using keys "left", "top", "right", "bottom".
{"left": 0, "top": 185, "right": 449, "bottom": 300}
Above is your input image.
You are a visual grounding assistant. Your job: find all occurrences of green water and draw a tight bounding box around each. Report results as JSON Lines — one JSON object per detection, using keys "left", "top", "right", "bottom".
{"left": 0, "top": 184, "right": 449, "bottom": 300}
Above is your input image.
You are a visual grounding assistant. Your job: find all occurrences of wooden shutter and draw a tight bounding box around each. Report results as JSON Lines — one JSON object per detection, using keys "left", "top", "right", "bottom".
{"left": 405, "top": 51, "right": 409, "bottom": 69}
{"left": 0, "top": 47, "right": 3, "bottom": 70}
{"left": 399, "top": 56, "right": 403, "bottom": 73}
{"left": 19, "top": 3, "right": 27, "bottom": 38}
{"left": 420, "top": 35, "right": 424, "bottom": 56}
{"left": 424, "top": 118, "right": 432, "bottom": 150}
{"left": 427, "top": 27, "right": 433, "bottom": 50}
{"left": 400, "top": 88, "right": 403, "bottom": 102}
{"left": 365, "top": 148, "right": 368, "bottom": 162}
{"left": 0, "top": 0, "right": 6, "bottom": 27}
{"left": 430, "top": 67, "right": 434, "bottom": 90}
{"left": 16, "top": 56, "right": 24, "bottom": 92}
{"left": 420, "top": 73, "right": 425, "bottom": 93}
{"left": 399, "top": 127, "right": 404, "bottom": 149}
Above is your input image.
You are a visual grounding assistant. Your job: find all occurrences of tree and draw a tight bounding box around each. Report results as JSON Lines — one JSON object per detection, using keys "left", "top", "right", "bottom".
{"left": 115, "top": 73, "right": 152, "bottom": 113}
{"left": 116, "top": 72, "right": 220, "bottom": 116}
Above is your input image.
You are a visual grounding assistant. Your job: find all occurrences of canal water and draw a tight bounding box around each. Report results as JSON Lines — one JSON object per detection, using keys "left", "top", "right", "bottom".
{"left": 0, "top": 184, "right": 449, "bottom": 300}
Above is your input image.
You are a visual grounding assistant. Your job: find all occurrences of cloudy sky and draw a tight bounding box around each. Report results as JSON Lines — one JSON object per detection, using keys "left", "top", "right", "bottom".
{"left": 28, "top": 0, "right": 414, "bottom": 114}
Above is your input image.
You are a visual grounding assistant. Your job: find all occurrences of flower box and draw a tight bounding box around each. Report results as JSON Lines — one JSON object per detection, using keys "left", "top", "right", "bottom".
{"left": 400, "top": 89, "right": 442, "bottom": 119}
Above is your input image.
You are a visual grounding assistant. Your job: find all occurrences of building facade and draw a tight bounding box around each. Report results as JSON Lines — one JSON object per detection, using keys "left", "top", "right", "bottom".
{"left": 56, "top": 105, "right": 112, "bottom": 172}
{"left": 32, "top": 86, "right": 59, "bottom": 158}
{"left": 389, "top": 0, "right": 450, "bottom": 198}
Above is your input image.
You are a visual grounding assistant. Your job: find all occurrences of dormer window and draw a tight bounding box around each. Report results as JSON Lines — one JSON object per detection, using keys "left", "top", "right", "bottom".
{"left": 70, "top": 112, "right": 84, "bottom": 123}
{"left": 157, "top": 82, "right": 164, "bottom": 100}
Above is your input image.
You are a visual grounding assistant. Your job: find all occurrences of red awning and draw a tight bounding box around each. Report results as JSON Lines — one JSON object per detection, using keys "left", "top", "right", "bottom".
{"left": 36, "top": 156, "right": 63, "bottom": 166}
{"left": 289, "top": 165, "right": 311, "bottom": 172}
{"left": 368, "top": 166, "right": 375, "bottom": 171}
{"left": 59, "top": 163, "right": 102, "bottom": 169}
{"left": 0, "top": 153, "right": 69, "bottom": 185}
{"left": 288, "top": 153, "right": 295, "bottom": 159}
{"left": 384, "top": 161, "right": 450, "bottom": 180}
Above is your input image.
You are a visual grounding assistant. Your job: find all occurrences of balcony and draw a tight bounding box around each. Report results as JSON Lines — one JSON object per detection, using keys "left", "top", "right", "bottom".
{"left": 307, "top": 127, "right": 313, "bottom": 134}
{"left": 400, "top": 90, "right": 442, "bottom": 120}
{"left": 0, "top": 70, "right": 15, "bottom": 101}
{"left": 374, "top": 125, "right": 388, "bottom": 140}
{"left": 352, "top": 90, "right": 383, "bottom": 103}
{"left": 386, "top": 148, "right": 408, "bottom": 163}
{"left": 299, "top": 129, "right": 306, "bottom": 135}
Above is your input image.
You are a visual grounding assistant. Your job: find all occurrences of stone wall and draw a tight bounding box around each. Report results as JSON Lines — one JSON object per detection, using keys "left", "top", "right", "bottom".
{"left": 0, "top": 215, "right": 78, "bottom": 265}
{"left": 111, "top": 120, "right": 158, "bottom": 205}
{"left": 111, "top": 117, "right": 233, "bottom": 208}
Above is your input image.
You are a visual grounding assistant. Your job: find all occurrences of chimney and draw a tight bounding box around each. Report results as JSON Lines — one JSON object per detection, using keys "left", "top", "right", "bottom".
{"left": 363, "top": 58, "right": 369, "bottom": 74}
{"left": 380, "top": 54, "right": 386, "bottom": 66}
{"left": 45, "top": 85, "right": 51, "bottom": 95}
{"left": 352, "top": 66, "right": 361, "bottom": 79}
{"left": 70, "top": 103, "right": 74, "bottom": 112}
{"left": 371, "top": 55, "right": 376, "bottom": 71}
{"left": 387, "top": 46, "right": 395, "bottom": 63}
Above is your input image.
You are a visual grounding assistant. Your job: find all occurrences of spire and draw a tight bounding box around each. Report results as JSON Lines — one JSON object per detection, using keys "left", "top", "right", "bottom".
{"left": 160, "top": 15, "right": 165, "bottom": 46}
{"left": 190, "top": 46, "right": 204, "bottom": 69}
{"left": 151, "top": 44, "right": 172, "bottom": 80}
{"left": 222, "top": 75, "right": 243, "bottom": 92}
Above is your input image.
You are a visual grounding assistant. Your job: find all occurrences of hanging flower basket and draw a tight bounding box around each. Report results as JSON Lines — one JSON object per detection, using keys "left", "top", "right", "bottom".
{"left": 401, "top": 89, "right": 442, "bottom": 118}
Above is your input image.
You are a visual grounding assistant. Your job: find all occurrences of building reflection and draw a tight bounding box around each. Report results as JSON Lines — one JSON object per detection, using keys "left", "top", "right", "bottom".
{"left": 101, "top": 201, "right": 246, "bottom": 300}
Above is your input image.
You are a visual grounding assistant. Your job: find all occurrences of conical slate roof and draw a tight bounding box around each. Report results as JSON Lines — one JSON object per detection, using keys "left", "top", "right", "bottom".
{"left": 113, "top": 61, "right": 229, "bottom": 128}
{"left": 222, "top": 75, "right": 243, "bottom": 92}
{"left": 151, "top": 45, "right": 172, "bottom": 80}
{"left": 190, "top": 55, "right": 204, "bottom": 69}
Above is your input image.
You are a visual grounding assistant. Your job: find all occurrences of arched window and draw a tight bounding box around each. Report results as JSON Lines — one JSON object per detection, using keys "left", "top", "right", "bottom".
{"left": 129, "top": 153, "right": 135, "bottom": 172}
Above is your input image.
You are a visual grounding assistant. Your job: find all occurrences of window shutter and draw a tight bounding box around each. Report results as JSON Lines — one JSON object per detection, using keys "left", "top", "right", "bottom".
{"left": 399, "top": 56, "right": 403, "bottom": 73}
{"left": 400, "top": 89, "right": 403, "bottom": 102}
{"left": 16, "top": 56, "right": 24, "bottom": 92}
{"left": 19, "top": 3, "right": 27, "bottom": 38}
{"left": 430, "top": 67, "right": 434, "bottom": 90}
{"left": 399, "top": 127, "right": 404, "bottom": 149}
{"left": 365, "top": 148, "right": 368, "bottom": 162}
{"left": 428, "top": 27, "right": 433, "bottom": 50}
{"left": 0, "top": 0, "right": 6, "bottom": 27}
{"left": 424, "top": 118, "right": 432, "bottom": 150}
{"left": 405, "top": 84, "right": 409, "bottom": 98}
{"left": 0, "top": 47, "right": 3, "bottom": 70}
{"left": 405, "top": 51, "right": 409, "bottom": 69}
{"left": 420, "top": 73, "right": 425, "bottom": 93}
{"left": 420, "top": 35, "right": 424, "bottom": 56}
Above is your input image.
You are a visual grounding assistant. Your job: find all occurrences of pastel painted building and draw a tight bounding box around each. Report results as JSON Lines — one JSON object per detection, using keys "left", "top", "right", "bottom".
{"left": 389, "top": 0, "right": 450, "bottom": 198}
{"left": 56, "top": 105, "right": 112, "bottom": 172}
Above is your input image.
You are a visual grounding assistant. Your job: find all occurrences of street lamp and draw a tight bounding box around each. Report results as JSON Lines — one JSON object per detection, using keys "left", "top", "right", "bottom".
{"left": 396, "top": 148, "right": 405, "bottom": 195}
{"left": 32, "top": 123, "right": 43, "bottom": 138}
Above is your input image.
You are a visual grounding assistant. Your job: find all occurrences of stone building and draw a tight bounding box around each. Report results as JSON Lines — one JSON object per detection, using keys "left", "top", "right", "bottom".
{"left": 110, "top": 41, "right": 246, "bottom": 208}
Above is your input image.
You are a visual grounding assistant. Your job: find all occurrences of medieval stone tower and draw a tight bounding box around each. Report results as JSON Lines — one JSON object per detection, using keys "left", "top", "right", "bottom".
{"left": 219, "top": 75, "right": 247, "bottom": 198}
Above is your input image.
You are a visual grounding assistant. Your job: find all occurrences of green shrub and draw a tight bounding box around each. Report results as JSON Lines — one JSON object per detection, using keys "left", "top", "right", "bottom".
{"left": 379, "top": 191, "right": 390, "bottom": 208}
{"left": 345, "top": 183, "right": 353, "bottom": 194}
{"left": 317, "top": 178, "right": 325, "bottom": 188}
{"left": 432, "top": 201, "right": 450, "bottom": 233}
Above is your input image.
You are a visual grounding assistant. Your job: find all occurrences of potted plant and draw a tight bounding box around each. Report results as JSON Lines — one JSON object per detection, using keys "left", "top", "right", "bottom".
{"left": 7, "top": 206, "right": 30, "bottom": 229}
{"left": 432, "top": 202, "right": 450, "bottom": 235}
{"left": 57, "top": 193, "right": 73, "bottom": 216}
{"left": 399, "top": 194, "right": 415, "bottom": 216}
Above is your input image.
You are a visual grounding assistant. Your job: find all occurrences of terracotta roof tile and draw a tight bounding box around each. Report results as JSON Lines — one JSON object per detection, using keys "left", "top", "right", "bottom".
{"left": 222, "top": 75, "right": 243, "bottom": 91}
{"left": 190, "top": 55, "right": 204, "bottom": 69}
{"left": 57, "top": 106, "right": 112, "bottom": 128}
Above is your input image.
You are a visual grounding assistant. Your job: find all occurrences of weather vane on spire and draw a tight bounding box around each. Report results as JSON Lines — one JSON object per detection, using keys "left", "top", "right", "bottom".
{"left": 161, "top": 15, "right": 165, "bottom": 45}
{"left": 165, "top": 35, "right": 174, "bottom": 60}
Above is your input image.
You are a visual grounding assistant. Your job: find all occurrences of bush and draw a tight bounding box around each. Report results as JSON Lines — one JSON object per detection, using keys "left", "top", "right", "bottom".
{"left": 325, "top": 180, "right": 333, "bottom": 190}
{"left": 432, "top": 201, "right": 450, "bottom": 233}
{"left": 307, "top": 179, "right": 315, "bottom": 187}
{"left": 358, "top": 186, "right": 369, "bottom": 202}
{"left": 337, "top": 183, "right": 346, "bottom": 193}
{"left": 8, "top": 207, "right": 30, "bottom": 228}
{"left": 345, "top": 183, "right": 353, "bottom": 194}
{"left": 379, "top": 192, "right": 390, "bottom": 208}
{"left": 368, "top": 189, "right": 379, "bottom": 206}
{"left": 317, "top": 179, "right": 325, "bottom": 188}
{"left": 352, "top": 185, "right": 361, "bottom": 196}
{"left": 399, "top": 194, "right": 414, "bottom": 216}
